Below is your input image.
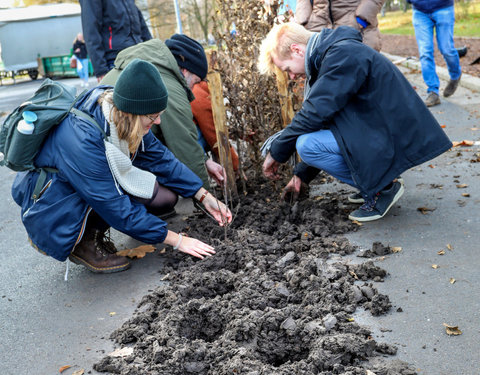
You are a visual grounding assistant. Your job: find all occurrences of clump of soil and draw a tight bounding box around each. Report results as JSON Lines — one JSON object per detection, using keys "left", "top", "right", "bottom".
{"left": 357, "top": 241, "right": 393, "bottom": 258}
{"left": 94, "top": 179, "right": 416, "bottom": 375}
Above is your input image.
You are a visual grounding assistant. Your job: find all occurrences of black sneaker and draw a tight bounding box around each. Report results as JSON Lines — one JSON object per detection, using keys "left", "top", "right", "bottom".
{"left": 348, "top": 177, "right": 404, "bottom": 204}
{"left": 443, "top": 73, "right": 461, "bottom": 98}
{"left": 348, "top": 181, "right": 404, "bottom": 222}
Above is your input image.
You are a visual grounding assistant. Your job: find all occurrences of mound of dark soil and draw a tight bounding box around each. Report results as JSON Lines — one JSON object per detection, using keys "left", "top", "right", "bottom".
{"left": 94, "top": 179, "right": 416, "bottom": 375}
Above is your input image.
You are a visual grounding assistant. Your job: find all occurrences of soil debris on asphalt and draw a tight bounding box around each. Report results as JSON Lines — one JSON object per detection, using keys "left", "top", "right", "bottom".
{"left": 94, "top": 179, "right": 416, "bottom": 375}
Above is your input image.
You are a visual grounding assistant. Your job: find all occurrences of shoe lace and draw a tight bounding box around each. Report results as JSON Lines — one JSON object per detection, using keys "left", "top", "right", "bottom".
{"left": 95, "top": 229, "right": 117, "bottom": 255}
{"left": 360, "top": 195, "right": 378, "bottom": 212}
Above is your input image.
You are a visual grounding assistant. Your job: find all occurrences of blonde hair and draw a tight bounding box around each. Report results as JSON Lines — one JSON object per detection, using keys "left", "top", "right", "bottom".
{"left": 99, "top": 92, "right": 144, "bottom": 154}
{"left": 258, "top": 22, "right": 313, "bottom": 76}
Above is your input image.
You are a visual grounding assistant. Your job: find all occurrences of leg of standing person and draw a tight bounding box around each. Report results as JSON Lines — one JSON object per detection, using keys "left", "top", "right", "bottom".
{"left": 80, "top": 58, "right": 90, "bottom": 86}
{"left": 434, "top": 6, "right": 462, "bottom": 97}
{"left": 412, "top": 8, "right": 441, "bottom": 107}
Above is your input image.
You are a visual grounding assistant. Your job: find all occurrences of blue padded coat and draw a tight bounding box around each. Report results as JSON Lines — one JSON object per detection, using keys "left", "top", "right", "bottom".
{"left": 270, "top": 27, "right": 452, "bottom": 197}
{"left": 12, "top": 87, "right": 203, "bottom": 261}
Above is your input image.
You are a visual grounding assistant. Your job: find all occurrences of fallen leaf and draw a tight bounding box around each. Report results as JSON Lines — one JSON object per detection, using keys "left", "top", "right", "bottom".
{"left": 452, "top": 140, "right": 474, "bottom": 147}
{"left": 440, "top": 124, "right": 446, "bottom": 128}
{"left": 461, "top": 193, "right": 470, "bottom": 197}
{"left": 59, "top": 365, "right": 71, "bottom": 373}
{"left": 392, "top": 246, "right": 402, "bottom": 253}
{"left": 456, "top": 184, "right": 468, "bottom": 188}
{"left": 349, "top": 270, "right": 358, "bottom": 279}
{"left": 109, "top": 312, "right": 116, "bottom": 316}
{"left": 116, "top": 245, "right": 156, "bottom": 259}
{"left": 72, "top": 370, "right": 85, "bottom": 375}
{"left": 110, "top": 347, "right": 134, "bottom": 357}
{"left": 447, "top": 244, "right": 453, "bottom": 250}
{"left": 437, "top": 250, "right": 445, "bottom": 255}
{"left": 417, "top": 206, "right": 436, "bottom": 214}
{"left": 347, "top": 317, "right": 355, "bottom": 322}
{"left": 450, "top": 278, "right": 456, "bottom": 284}
{"left": 470, "top": 127, "right": 478, "bottom": 131}
{"left": 366, "top": 370, "right": 377, "bottom": 375}
{"left": 428, "top": 164, "right": 435, "bottom": 168}
{"left": 443, "top": 323, "right": 462, "bottom": 335}
{"left": 352, "top": 220, "right": 363, "bottom": 226}
{"left": 432, "top": 264, "right": 439, "bottom": 269}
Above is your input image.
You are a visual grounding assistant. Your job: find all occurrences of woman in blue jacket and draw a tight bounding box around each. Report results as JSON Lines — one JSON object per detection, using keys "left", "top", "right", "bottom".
{"left": 12, "top": 59, "right": 232, "bottom": 273}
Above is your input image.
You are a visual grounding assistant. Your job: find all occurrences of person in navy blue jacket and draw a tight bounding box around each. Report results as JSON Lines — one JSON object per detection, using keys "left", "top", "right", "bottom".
{"left": 12, "top": 59, "right": 232, "bottom": 274}
{"left": 258, "top": 23, "right": 452, "bottom": 222}
{"left": 79, "top": 0, "right": 152, "bottom": 81}
{"left": 407, "top": 0, "right": 462, "bottom": 107}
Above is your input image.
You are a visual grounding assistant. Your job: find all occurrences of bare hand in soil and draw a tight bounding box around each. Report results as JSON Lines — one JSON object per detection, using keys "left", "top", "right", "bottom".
{"left": 203, "top": 194, "right": 233, "bottom": 226}
{"left": 263, "top": 153, "right": 281, "bottom": 180}
{"left": 281, "top": 176, "right": 302, "bottom": 202}
{"left": 177, "top": 236, "right": 216, "bottom": 259}
{"left": 205, "top": 159, "right": 226, "bottom": 186}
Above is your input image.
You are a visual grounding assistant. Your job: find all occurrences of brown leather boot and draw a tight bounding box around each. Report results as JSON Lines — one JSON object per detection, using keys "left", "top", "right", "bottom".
{"left": 69, "top": 228, "right": 130, "bottom": 273}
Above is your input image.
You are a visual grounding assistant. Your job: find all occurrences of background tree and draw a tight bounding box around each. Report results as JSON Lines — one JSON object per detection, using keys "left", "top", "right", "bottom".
{"left": 182, "top": 0, "right": 215, "bottom": 43}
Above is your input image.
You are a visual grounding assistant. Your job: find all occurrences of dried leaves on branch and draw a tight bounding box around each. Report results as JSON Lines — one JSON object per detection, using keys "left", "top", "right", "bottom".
{"left": 212, "top": 0, "right": 289, "bottom": 173}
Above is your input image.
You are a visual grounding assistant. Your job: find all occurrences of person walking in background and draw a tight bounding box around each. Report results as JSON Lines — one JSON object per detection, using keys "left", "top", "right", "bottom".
{"left": 407, "top": 0, "right": 462, "bottom": 107}
{"left": 73, "top": 33, "right": 89, "bottom": 87}
{"left": 79, "top": 0, "right": 152, "bottom": 82}
{"left": 294, "top": 0, "right": 386, "bottom": 51}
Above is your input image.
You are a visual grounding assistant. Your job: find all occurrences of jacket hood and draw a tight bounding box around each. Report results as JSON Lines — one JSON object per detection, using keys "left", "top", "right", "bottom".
{"left": 307, "top": 26, "right": 363, "bottom": 71}
{"left": 101, "top": 39, "right": 194, "bottom": 102}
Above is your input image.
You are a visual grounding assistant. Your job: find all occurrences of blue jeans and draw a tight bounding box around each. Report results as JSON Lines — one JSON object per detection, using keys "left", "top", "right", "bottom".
{"left": 412, "top": 6, "right": 461, "bottom": 94}
{"left": 296, "top": 129, "right": 357, "bottom": 188}
{"left": 76, "top": 58, "right": 90, "bottom": 83}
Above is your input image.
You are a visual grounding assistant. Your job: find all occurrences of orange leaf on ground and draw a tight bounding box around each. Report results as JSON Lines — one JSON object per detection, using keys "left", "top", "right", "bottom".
{"left": 59, "top": 365, "right": 71, "bottom": 373}
{"left": 417, "top": 206, "right": 436, "bottom": 215}
{"left": 456, "top": 184, "right": 468, "bottom": 188}
{"left": 428, "top": 164, "right": 435, "bottom": 168}
{"left": 461, "top": 193, "right": 470, "bottom": 197}
{"left": 440, "top": 124, "right": 446, "bottom": 128}
{"left": 437, "top": 250, "right": 445, "bottom": 255}
{"left": 116, "top": 245, "right": 156, "bottom": 259}
{"left": 452, "top": 140, "right": 474, "bottom": 147}
{"left": 443, "top": 323, "right": 462, "bottom": 335}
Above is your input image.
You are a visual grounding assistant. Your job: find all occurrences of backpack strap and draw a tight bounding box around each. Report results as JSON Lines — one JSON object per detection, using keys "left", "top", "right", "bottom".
{"left": 70, "top": 107, "right": 107, "bottom": 139}
{"left": 31, "top": 108, "right": 107, "bottom": 200}
{"left": 32, "top": 167, "right": 59, "bottom": 200}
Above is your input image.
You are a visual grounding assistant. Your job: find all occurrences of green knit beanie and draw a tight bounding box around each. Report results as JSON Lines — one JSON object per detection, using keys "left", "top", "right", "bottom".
{"left": 113, "top": 58, "right": 168, "bottom": 115}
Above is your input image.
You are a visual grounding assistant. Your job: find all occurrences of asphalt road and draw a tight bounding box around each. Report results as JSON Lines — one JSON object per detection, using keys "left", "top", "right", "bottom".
{"left": 0, "top": 67, "right": 479, "bottom": 375}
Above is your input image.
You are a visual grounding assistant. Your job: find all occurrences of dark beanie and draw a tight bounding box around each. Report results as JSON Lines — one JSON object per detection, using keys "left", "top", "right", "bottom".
{"left": 165, "top": 34, "right": 208, "bottom": 80}
{"left": 113, "top": 58, "right": 168, "bottom": 115}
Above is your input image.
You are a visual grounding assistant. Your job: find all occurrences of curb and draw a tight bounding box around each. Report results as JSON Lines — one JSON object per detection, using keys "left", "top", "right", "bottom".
{"left": 382, "top": 52, "right": 480, "bottom": 93}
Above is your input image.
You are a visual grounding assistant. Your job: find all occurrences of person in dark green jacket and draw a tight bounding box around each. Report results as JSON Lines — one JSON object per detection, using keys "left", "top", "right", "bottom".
{"left": 101, "top": 36, "right": 224, "bottom": 189}
{"left": 258, "top": 22, "right": 452, "bottom": 222}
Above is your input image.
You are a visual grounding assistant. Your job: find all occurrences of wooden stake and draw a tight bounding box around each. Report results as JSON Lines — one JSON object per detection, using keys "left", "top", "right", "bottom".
{"left": 207, "top": 69, "right": 237, "bottom": 195}
{"left": 274, "top": 66, "right": 294, "bottom": 127}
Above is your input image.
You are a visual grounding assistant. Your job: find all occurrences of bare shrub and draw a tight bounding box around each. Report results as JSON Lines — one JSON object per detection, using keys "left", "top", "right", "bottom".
{"left": 212, "top": 0, "right": 290, "bottom": 177}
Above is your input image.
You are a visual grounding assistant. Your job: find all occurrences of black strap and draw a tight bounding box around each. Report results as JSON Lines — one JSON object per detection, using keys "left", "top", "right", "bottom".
{"left": 70, "top": 107, "right": 107, "bottom": 139}
{"left": 31, "top": 108, "right": 106, "bottom": 200}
